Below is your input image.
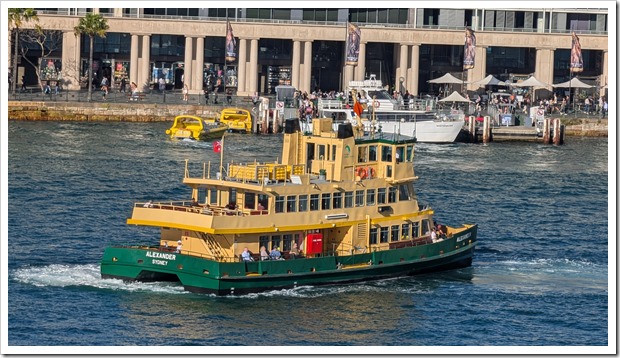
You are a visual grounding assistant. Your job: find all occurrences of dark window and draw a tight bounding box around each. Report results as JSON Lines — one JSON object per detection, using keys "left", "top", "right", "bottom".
{"left": 271, "top": 235, "right": 281, "bottom": 250}
{"left": 275, "top": 196, "right": 285, "bottom": 213}
{"left": 310, "top": 194, "right": 319, "bottom": 211}
{"left": 344, "top": 191, "right": 353, "bottom": 208}
{"left": 259, "top": 235, "right": 269, "bottom": 251}
{"left": 321, "top": 193, "right": 331, "bottom": 210}
{"left": 402, "top": 223, "right": 410, "bottom": 239}
{"left": 355, "top": 190, "right": 364, "bottom": 207}
{"left": 333, "top": 192, "right": 342, "bottom": 209}
{"left": 388, "top": 187, "right": 397, "bottom": 203}
{"left": 399, "top": 184, "right": 410, "bottom": 201}
{"left": 391, "top": 225, "right": 399, "bottom": 242}
{"left": 298, "top": 194, "right": 308, "bottom": 212}
{"left": 380, "top": 227, "right": 389, "bottom": 243}
{"left": 366, "top": 189, "right": 376, "bottom": 206}
{"left": 283, "top": 234, "right": 293, "bottom": 251}
{"left": 370, "top": 227, "right": 378, "bottom": 245}
{"left": 377, "top": 188, "right": 386, "bottom": 204}
{"left": 412, "top": 222, "right": 420, "bottom": 238}
{"left": 287, "top": 195, "right": 297, "bottom": 213}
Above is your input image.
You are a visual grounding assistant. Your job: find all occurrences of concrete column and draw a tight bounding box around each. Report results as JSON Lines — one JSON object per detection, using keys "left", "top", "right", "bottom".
{"left": 140, "top": 34, "right": 150, "bottom": 91}
{"left": 183, "top": 36, "right": 193, "bottom": 89}
{"left": 467, "top": 45, "right": 487, "bottom": 92}
{"left": 355, "top": 42, "right": 366, "bottom": 81}
{"left": 61, "top": 31, "right": 81, "bottom": 90}
{"left": 249, "top": 38, "right": 258, "bottom": 94}
{"left": 393, "top": 44, "right": 400, "bottom": 91}
{"left": 130, "top": 34, "right": 139, "bottom": 85}
{"left": 292, "top": 40, "right": 301, "bottom": 89}
{"left": 408, "top": 44, "right": 420, "bottom": 96}
{"left": 600, "top": 50, "right": 608, "bottom": 98}
{"left": 344, "top": 65, "right": 354, "bottom": 91}
{"left": 535, "top": 48, "right": 554, "bottom": 97}
{"left": 398, "top": 44, "right": 408, "bottom": 92}
{"left": 303, "top": 40, "right": 312, "bottom": 93}
{"left": 237, "top": 38, "right": 247, "bottom": 94}
{"left": 194, "top": 37, "right": 204, "bottom": 91}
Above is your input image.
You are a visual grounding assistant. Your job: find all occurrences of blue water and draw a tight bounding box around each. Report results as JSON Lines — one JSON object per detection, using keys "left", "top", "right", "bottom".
{"left": 6, "top": 121, "right": 610, "bottom": 352}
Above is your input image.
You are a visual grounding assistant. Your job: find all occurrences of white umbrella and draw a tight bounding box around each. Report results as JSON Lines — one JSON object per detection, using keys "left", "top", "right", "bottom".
{"left": 552, "top": 77, "right": 594, "bottom": 88}
{"left": 471, "top": 74, "right": 505, "bottom": 87}
{"left": 428, "top": 73, "right": 463, "bottom": 84}
{"left": 438, "top": 91, "right": 471, "bottom": 103}
{"left": 512, "top": 76, "right": 549, "bottom": 88}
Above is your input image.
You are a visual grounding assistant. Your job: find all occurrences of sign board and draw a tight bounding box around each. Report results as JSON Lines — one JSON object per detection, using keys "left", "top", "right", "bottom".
{"left": 275, "top": 101, "right": 284, "bottom": 114}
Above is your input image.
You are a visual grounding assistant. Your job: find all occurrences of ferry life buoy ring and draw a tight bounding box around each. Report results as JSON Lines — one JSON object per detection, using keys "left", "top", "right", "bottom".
{"left": 366, "top": 167, "right": 376, "bottom": 179}
{"left": 373, "top": 100, "right": 380, "bottom": 108}
{"left": 356, "top": 167, "right": 367, "bottom": 179}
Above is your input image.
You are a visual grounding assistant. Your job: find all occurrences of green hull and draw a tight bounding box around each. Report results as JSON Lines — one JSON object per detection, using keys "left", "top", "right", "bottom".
{"left": 101, "top": 225, "right": 477, "bottom": 295}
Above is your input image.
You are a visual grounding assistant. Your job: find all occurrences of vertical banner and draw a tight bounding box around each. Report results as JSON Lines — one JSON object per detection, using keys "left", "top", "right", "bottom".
{"left": 570, "top": 32, "right": 583, "bottom": 73}
{"left": 225, "top": 20, "right": 236, "bottom": 62}
{"left": 463, "top": 27, "right": 476, "bottom": 70}
{"left": 345, "top": 22, "right": 361, "bottom": 66}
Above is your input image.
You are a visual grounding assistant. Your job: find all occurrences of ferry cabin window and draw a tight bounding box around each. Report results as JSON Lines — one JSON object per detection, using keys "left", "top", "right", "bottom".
{"left": 402, "top": 223, "right": 410, "bottom": 239}
{"left": 380, "top": 227, "right": 389, "bottom": 243}
{"left": 287, "top": 195, "right": 297, "bottom": 213}
{"left": 411, "top": 222, "right": 420, "bottom": 238}
{"left": 244, "top": 192, "right": 256, "bottom": 209}
{"left": 199, "top": 187, "right": 208, "bottom": 204}
{"left": 406, "top": 145, "right": 414, "bottom": 162}
{"left": 370, "top": 227, "right": 378, "bottom": 245}
{"left": 318, "top": 145, "right": 326, "bottom": 160}
{"left": 283, "top": 234, "right": 293, "bottom": 251}
{"left": 357, "top": 146, "right": 368, "bottom": 163}
{"left": 209, "top": 188, "right": 218, "bottom": 205}
{"left": 271, "top": 235, "right": 281, "bottom": 250}
{"left": 399, "top": 184, "right": 410, "bottom": 201}
{"left": 421, "top": 219, "right": 430, "bottom": 236}
{"left": 386, "top": 165, "right": 392, "bottom": 178}
{"left": 310, "top": 194, "right": 320, "bottom": 211}
{"left": 258, "top": 194, "right": 269, "bottom": 210}
{"left": 381, "top": 146, "right": 392, "bottom": 162}
{"left": 355, "top": 190, "right": 364, "bottom": 207}
{"left": 377, "top": 188, "right": 386, "bottom": 204}
{"left": 344, "top": 191, "right": 353, "bottom": 208}
{"left": 331, "top": 145, "right": 337, "bottom": 161}
{"left": 275, "top": 196, "right": 285, "bottom": 213}
{"left": 321, "top": 193, "right": 331, "bottom": 210}
{"left": 368, "top": 146, "right": 377, "bottom": 161}
{"left": 298, "top": 194, "right": 308, "bottom": 212}
{"left": 259, "top": 235, "right": 269, "bottom": 251}
{"left": 391, "top": 225, "right": 399, "bottom": 242}
{"left": 333, "top": 192, "right": 343, "bottom": 209}
{"left": 388, "top": 187, "right": 398, "bottom": 203}
{"left": 396, "top": 146, "right": 404, "bottom": 163}
{"left": 366, "top": 189, "right": 376, "bottom": 206}
{"left": 229, "top": 188, "right": 237, "bottom": 206}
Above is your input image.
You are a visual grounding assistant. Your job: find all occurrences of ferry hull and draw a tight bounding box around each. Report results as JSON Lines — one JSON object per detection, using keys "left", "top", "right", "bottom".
{"left": 101, "top": 225, "right": 477, "bottom": 296}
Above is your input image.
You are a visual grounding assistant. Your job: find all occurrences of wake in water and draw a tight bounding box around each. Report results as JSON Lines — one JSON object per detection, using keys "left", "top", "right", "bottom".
{"left": 11, "top": 264, "right": 187, "bottom": 295}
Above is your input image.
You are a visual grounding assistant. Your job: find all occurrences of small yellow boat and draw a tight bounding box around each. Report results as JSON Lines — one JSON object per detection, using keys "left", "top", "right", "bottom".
{"left": 207, "top": 108, "right": 252, "bottom": 133}
{"left": 166, "top": 115, "right": 228, "bottom": 140}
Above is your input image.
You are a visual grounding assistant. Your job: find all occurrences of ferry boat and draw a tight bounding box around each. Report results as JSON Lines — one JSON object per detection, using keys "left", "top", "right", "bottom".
{"left": 166, "top": 115, "right": 228, "bottom": 140}
{"left": 101, "top": 118, "right": 477, "bottom": 295}
{"left": 318, "top": 75, "right": 464, "bottom": 143}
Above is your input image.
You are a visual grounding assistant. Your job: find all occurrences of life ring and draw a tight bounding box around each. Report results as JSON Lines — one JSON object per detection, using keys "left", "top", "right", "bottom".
{"left": 356, "top": 167, "right": 367, "bottom": 179}
{"left": 366, "top": 167, "right": 376, "bottom": 179}
{"left": 373, "top": 100, "right": 380, "bottom": 108}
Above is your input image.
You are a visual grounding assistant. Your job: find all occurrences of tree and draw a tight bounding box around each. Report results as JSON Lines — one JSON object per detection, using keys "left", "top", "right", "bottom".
{"left": 8, "top": 8, "right": 38, "bottom": 95}
{"left": 73, "top": 13, "right": 109, "bottom": 102}
{"left": 20, "top": 27, "right": 63, "bottom": 91}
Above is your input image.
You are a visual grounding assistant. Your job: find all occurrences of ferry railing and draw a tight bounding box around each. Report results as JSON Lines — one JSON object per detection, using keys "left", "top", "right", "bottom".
{"left": 137, "top": 201, "right": 270, "bottom": 217}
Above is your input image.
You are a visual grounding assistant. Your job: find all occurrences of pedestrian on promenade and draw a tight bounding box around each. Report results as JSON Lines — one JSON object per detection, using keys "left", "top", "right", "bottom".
{"left": 183, "top": 83, "right": 189, "bottom": 102}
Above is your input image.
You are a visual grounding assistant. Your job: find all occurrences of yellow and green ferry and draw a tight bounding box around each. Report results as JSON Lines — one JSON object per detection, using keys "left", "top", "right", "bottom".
{"left": 101, "top": 118, "right": 477, "bottom": 295}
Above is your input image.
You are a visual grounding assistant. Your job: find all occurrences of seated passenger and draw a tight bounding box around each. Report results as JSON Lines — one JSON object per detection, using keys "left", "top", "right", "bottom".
{"left": 270, "top": 247, "right": 282, "bottom": 260}
{"left": 430, "top": 228, "right": 438, "bottom": 243}
{"left": 260, "top": 246, "right": 269, "bottom": 261}
{"left": 289, "top": 242, "right": 300, "bottom": 259}
{"left": 436, "top": 224, "right": 446, "bottom": 238}
{"left": 241, "top": 247, "right": 254, "bottom": 262}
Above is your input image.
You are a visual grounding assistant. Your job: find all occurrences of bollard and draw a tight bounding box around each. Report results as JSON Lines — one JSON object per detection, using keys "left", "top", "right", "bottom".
{"left": 468, "top": 116, "right": 476, "bottom": 142}
{"left": 273, "top": 110, "right": 280, "bottom": 134}
{"left": 553, "top": 118, "right": 561, "bottom": 145}
{"left": 543, "top": 118, "right": 550, "bottom": 144}
{"left": 262, "top": 109, "right": 269, "bottom": 134}
{"left": 482, "top": 116, "right": 490, "bottom": 143}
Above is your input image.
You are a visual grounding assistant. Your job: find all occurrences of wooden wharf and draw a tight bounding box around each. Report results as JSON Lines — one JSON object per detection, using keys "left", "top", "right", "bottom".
{"left": 461, "top": 116, "right": 565, "bottom": 145}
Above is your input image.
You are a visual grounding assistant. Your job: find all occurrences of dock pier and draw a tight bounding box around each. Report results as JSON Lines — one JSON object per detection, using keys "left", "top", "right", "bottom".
{"left": 462, "top": 117, "right": 565, "bottom": 145}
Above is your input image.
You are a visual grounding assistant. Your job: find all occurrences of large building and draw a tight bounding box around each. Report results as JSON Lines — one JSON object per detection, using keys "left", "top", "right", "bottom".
{"left": 11, "top": 7, "right": 609, "bottom": 98}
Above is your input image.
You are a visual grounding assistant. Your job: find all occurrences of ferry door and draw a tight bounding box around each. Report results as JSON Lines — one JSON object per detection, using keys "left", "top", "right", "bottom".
{"left": 306, "top": 143, "right": 315, "bottom": 174}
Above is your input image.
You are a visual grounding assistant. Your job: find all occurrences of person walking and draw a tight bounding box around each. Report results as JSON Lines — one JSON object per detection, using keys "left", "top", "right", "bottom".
{"left": 182, "top": 83, "right": 189, "bottom": 102}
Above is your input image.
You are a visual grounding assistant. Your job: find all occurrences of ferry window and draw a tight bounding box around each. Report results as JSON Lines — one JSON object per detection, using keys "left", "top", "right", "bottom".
{"left": 386, "top": 165, "right": 392, "bottom": 178}
{"left": 370, "top": 227, "right": 378, "bottom": 245}
{"left": 199, "top": 187, "right": 208, "bottom": 204}
{"left": 396, "top": 147, "right": 404, "bottom": 163}
{"left": 402, "top": 223, "right": 410, "bottom": 239}
{"left": 229, "top": 188, "right": 237, "bottom": 205}
{"left": 258, "top": 194, "right": 269, "bottom": 210}
{"left": 357, "top": 146, "right": 367, "bottom": 163}
{"left": 283, "top": 234, "right": 293, "bottom": 251}
{"left": 310, "top": 194, "right": 320, "bottom": 211}
{"left": 321, "top": 193, "right": 331, "bottom": 210}
{"left": 399, "top": 184, "right": 410, "bottom": 201}
{"left": 421, "top": 220, "right": 430, "bottom": 236}
{"left": 275, "top": 196, "right": 285, "bottom": 213}
{"left": 368, "top": 146, "right": 377, "bottom": 161}
{"left": 388, "top": 187, "right": 397, "bottom": 203}
{"left": 344, "top": 191, "right": 353, "bottom": 208}
{"left": 259, "top": 235, "right": 269, "bottom": 250}
{"left": 366, "top": 189, "right": 376, "bottom": 206}
{"left": 209, "top": 188, "right": 218, "bottom": 205}
{"left": 406, "top": 145, "right": 414, "bottom": 162}
{"left": 333, "top": 192, "right": 342, "bottom": 209}
{"left": 377, "top": 188, "right": 386, "bottom": 204}
{"left": 271, "top": 235, "right": 281, "bottom": 250}
{"left": 380, "top": 227, "right": 389, "bottom": 243}
{"left": 355, "top": 190, "right": 364, "bottom": 207}
{"left": 318, "top": 145, "right": 326, "bottom": 160}
{"left": 381, "top": 146, "right": 392, "bottom": 162}
{"left": 412, "top": 222, "right": 420, "bottom": 238}
{"left": 287, "top": 195, "right": 297, "bottom": 213}
{"left": 391, "top": 225, "right": 399, "bottom": 242}
{"left": 244, "top": 192, "right": 256, "bottom": 209}
{"left": 298, "top": 194, "right": 308, "bottom": 212}
{"left": 331, "top": 145, "right": 337, "bottom": 161}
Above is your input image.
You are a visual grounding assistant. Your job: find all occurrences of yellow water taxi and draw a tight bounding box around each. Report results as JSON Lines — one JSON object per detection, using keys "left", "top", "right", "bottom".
{"left": 166, "top": 115, "right": 228, "bottom": 140}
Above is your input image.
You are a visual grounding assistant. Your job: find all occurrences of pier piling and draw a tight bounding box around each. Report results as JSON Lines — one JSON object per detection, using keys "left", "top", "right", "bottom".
{"left": 468, "top": 116, "right": 476, "bottom": 142}
{"left": 543, "top": 118, "right": 551, "bottom": 144}
{"left": 482, "top": 116, "right": 491, "bottom": 143}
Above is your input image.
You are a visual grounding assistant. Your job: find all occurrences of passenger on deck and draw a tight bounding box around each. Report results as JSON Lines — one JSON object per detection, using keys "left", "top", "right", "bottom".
{"left": 270, "top": 247, "right": 282, "bottom": 260}
{"left": 191, "top": 199, "right": 200, "bottom": 207}
{"left": 176, "top": 239, "right": 183, "bottom": 253}
{"left": 241, "top": 247, "right": 254, "bottom": 261}
{"left": 257, "top": 202, "right": 265, "bottom": 211}
{"left": 260, "top": 246, "right": 270, "bottom": 261}
{"left": 289, "top": 242, "right": 300, "bottom": 259}
{"left": 436, "top": 224, "right": 446, "bottom": 239}
{"left": 143, "top": 200, "right": 153, "bottom": 208}
{"left": 431, "top": 228, "right": 438, "bottom": 243}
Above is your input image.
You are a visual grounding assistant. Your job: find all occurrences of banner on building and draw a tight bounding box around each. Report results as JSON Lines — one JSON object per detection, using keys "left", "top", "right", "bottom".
{"left": 570, "top": 32, "right": 583, "bottom": 73}
{"left": 463, "top": 27, "right": 476, "bottom": 70}
{"left": 225, "top": 20, "right": 236, "bottom": 62}
{"left": 345, "top": 22, "right": 361, "bottom": 66}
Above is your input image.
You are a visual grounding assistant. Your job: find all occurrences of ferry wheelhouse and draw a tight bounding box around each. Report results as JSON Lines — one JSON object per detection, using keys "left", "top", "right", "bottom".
{"left": 101, "top": 118, "right": 477, "bottom": 295}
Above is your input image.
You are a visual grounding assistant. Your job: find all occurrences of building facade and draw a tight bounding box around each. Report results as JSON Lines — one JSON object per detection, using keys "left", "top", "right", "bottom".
{"left": 14, "top": 7, "right": 609, "bottom": 98}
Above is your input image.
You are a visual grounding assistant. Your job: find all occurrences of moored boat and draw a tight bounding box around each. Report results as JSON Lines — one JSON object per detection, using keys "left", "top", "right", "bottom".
{"left": 166, "top": 115, "right": 228, "bottom": 140}
{"left": 206, "top": 108, "right": 253, "bottom": 133}
{"left": 102, "top": 117, "right": 477, "bottom": 295}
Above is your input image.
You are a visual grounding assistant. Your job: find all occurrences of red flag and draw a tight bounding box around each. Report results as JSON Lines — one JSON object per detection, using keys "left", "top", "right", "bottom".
{"left": 213, "top": 141, "right": 221, "bottom": 153}
{"left": 353, "top": 101, "right": 363, "bottom": 118}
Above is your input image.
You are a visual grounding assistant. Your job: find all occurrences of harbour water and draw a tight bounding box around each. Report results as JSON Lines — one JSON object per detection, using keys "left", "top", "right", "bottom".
{"left": 5, "top": 121, "right": 611, "bottom": 353}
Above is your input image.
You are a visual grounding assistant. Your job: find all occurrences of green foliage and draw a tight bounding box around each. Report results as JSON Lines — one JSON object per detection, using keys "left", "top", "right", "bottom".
{"left": 73, "top": 13, "right": 109, "bottom": 38}
{"left": 8, "top": 8, "right": 38, "bottom": 29}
